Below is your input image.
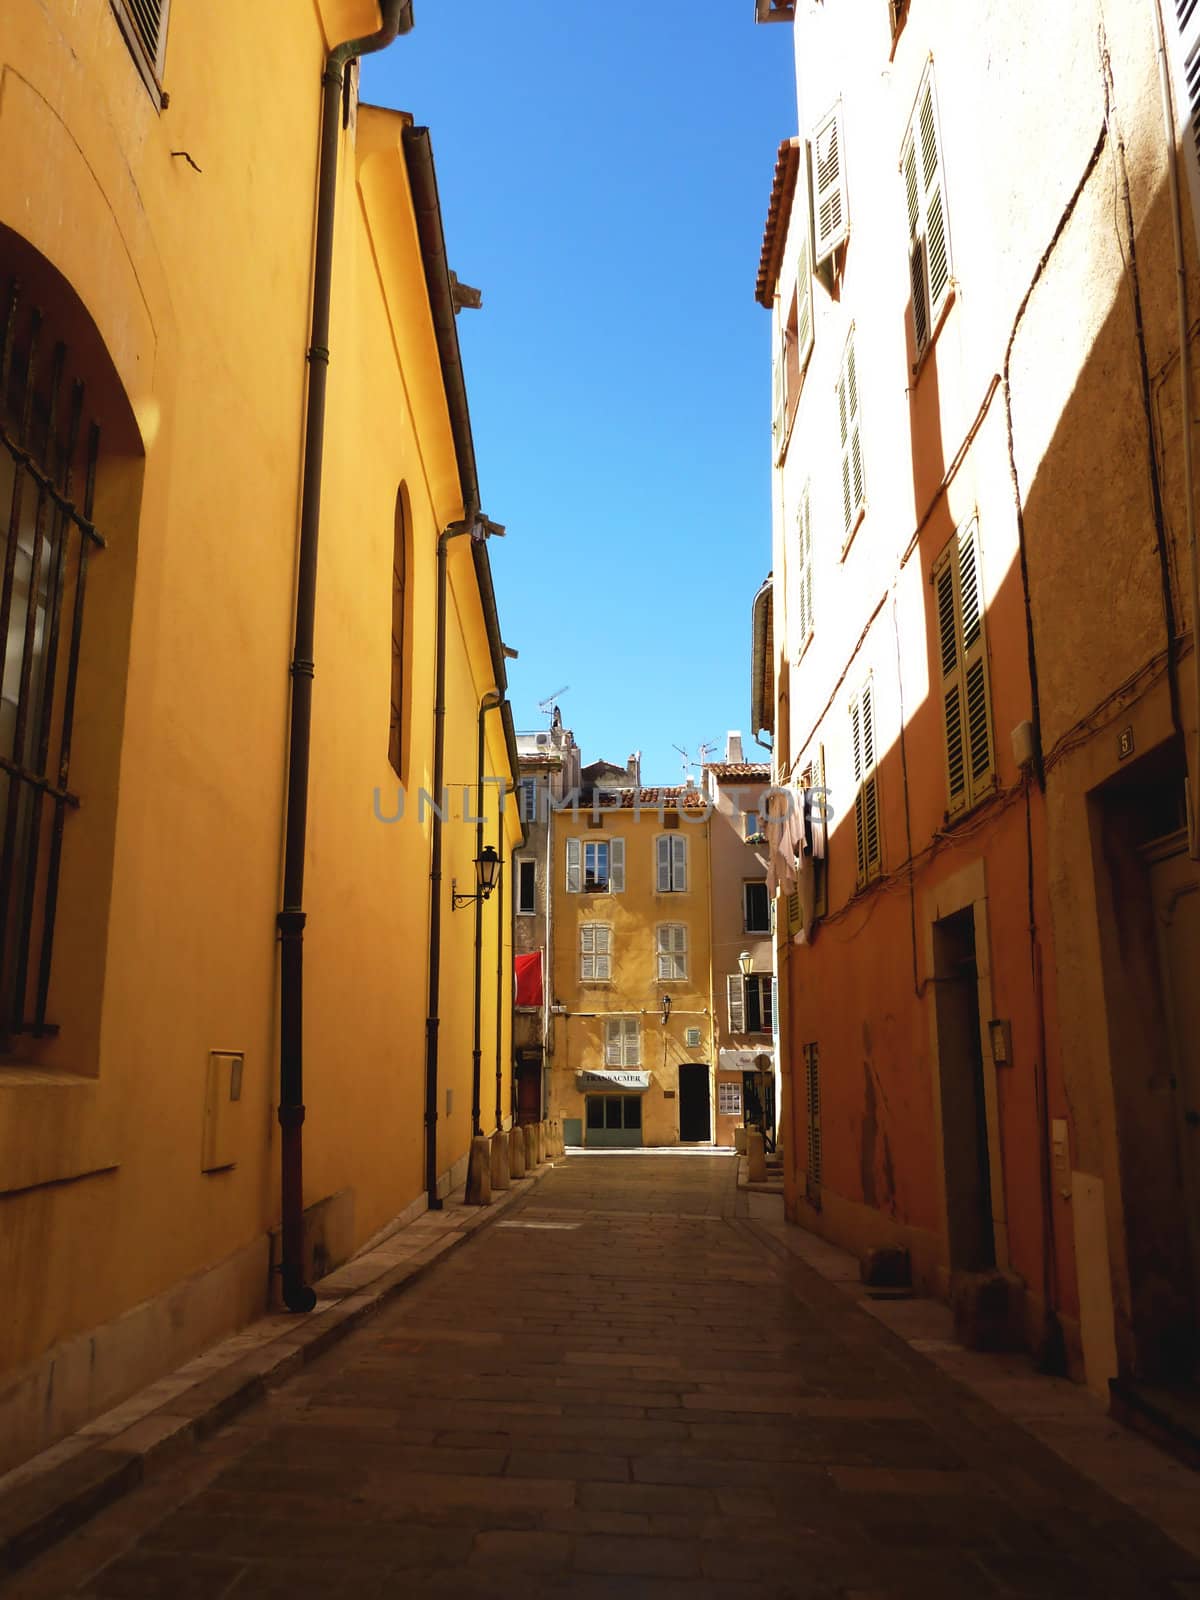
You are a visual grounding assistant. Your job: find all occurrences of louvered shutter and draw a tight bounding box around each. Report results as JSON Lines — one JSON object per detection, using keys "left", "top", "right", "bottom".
{"left": 657, "top": 924, "right": 687, "bottom": 980}
{"left": 805, "top": 1043, "right": 822, "bottom": 1188}
{"left": 936, "top": 550, "right": 967, "bottom": 814}
{"left": 851, "top": 684, "right": 880, "bottom": 884}
{"left": 838, "top": 330, "right": 864, "bottom": 539}
{"left": 622, "top": 1018, "right": 640, "bottom": 1066}
{"left": 772, "top": 314, "right": 787, "bottom": 463}
{"left": 796, "top": 227, "right": 814, "bottom": 375}
{"left": 566, "top": 836, "right": 581, "bottom": 893}
{"left": 599, "top": 925, "right": 613, "bottom": 980}
{"left": 671, "top": 834, "right": 687, "bottom": 891}
{"left": 786, "top": 889, "right": 802, "bottom": 935}
{"left": 904, "top": 67, "right": 952, "bottom": 363}
{"left": 115, "top": 0, "right": 171, "bottom": 78}
{"left": 794, "top": 485, "right": 814, "bottom": 646}
{"left": 727, "top": 974, "right": 746, "bottom": 1033}
{"left": 604, "top": 1019, "right": 622, "bottom": 1066}
{"left": 580, "top": 924, "right": 595, "bottom": 981}
{"left": 937, "top": 521, "right": 994, "bottom": 814}
{"left": 1170, "top": 0, "right": 1200, "bottom": 253}
{"left": 609, "top": 837, "right": 625, "bottom": 892}
{"left": 656, "top": 835, "right": 671, "bottom": 892}
{"left": 812, "top": 106, "right": 849, "bottom": 263}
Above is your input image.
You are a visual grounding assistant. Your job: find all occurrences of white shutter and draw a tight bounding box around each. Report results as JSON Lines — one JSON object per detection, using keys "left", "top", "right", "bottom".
{"left": 596, "top": 925, "right": 612, "bottom": 981}
{"left": 904, "top": 66, "right": 952, "bottom": 363}
{"left": 661, "top": 834, "right": 673, "bottom": 890}
{"left": 566, "top": 836, "right": 581, "bottom": 893}
{"left": 727, "top": 974, "right": 746, "bottom": 1033}
{"left": 580, "top": 923, "right": 595, "bottom": 981}
{"left": 772, "top": 311, "right": 787, "bottom": 463}
{"left": 622, "top": 1018, "right": 640, "bottom": 1066}
{"left": 812, "top": 105, "right": 849, "bottom": 263}
{"left": 604, "top": 1019, "right": 622, "bottom": 1067}
{"left": 837, "top": 329, "right": 864, "bottom": 540}
{"left": 1169, "top": 0, "right": 1200, "bottom": 255}
{"left": 671, "top": 834, "right": 687, "bottom": 891}
{"left": 796, "top": 227, "right": 814, "bottom": 376}
{"left": 657, "top": 925, "right": 686, "bottom": 980}
{"left": 794, "top": 483, "right": 814, "bottom": 647}
{"left": 609, "top": 837, "right": 625, "bottom": 892}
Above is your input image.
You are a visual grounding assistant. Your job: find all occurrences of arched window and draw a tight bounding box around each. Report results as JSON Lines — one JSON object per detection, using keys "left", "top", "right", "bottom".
{"left": 388, "top": 486, "right": 410, "bottom": 778}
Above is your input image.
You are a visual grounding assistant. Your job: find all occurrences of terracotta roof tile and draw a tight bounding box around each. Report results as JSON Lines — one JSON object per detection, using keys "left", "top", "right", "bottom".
{"left": 594, "top": 786, "right": 710, "bottom": 811}
{"left": 705, "top": 762, "right": 770, "bottom": 780}
{"left": 756, "top": 138, "right": 801, "bottom": 309}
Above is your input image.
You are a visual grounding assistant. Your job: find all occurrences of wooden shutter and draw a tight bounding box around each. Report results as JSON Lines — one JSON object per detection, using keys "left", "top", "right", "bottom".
{"left": 764, "top": 977, "right": 775, "bottom": 1034}
{"left": 727, "top": 974, "right": 746, "bottom": 1033}
{"left": 795, "top": 483, "right": 814, "bottom": 645}
{"left": 609, "top": 837, "right": 625, "bottom": 892}
{"left": 656, "top": 835, "right": 671, "bottom": 892}
{"left": 671, "top": 834, "right": 687, "bottom": 892}
{"left": 904, "top": 66, "right": 952, "bottom": 363}
{"left": 580, "top": 923, "right": 595, "bottom": 981}
{"left": 805, "top": 1043, "right": 822, "bottom": 1188}
{"left": 566, "top": 836, "right": 581, "bottom": 893}
{"left": 1170, "top": 0, "right": 1200, "bottom": 254}
{"left": 604, "top": 1019, "right": 622, "bottom": 1066}
{"left": 936, "top": 521, "right": 993, "bottom": 815}
{"left": 622, "top": 1018, "right": 640, "bottom": 1065}
{"left": 796, "top": 226, "right": 814, "bottom": 377}
{"left": 772, "top": 308, "right": 787, "bottom": 463}
{"left": 812, "top": 105, "right": 849, "bottom": 263}
{"left": 786, "top": 889, "right": 802, "bottom": 935}
{"left": 837, "top": 330, "right": 864, "bottom": 539}
{"left": 657, "top": 924, "right": 686, "bottom": 980}
{"left": 597, "top": 925, "right": 612, "bottom": 980}
{"left": 851, "top": 682, "right": 880, "bottom": 884}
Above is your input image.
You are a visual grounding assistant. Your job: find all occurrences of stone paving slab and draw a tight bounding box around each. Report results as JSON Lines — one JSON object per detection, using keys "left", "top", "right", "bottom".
{"left": 0, "top": 1159, "right": 560, "bottom": 1579}
{"left": 3, "top": 1152, "right": 1199, "bottom": 1598}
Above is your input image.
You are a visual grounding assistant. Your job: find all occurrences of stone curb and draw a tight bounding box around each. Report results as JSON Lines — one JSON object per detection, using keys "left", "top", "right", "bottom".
{"left": 0, "top": 1156, "right": 561, "bottom": 1578}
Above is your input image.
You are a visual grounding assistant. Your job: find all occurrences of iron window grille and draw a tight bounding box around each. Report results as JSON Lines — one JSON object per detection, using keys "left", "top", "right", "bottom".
{"left": 0, "top": 279, "right": 105, "bottom": 1041}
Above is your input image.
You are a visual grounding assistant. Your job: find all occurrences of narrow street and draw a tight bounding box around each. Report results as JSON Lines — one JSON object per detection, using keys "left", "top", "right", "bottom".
{"left": 8, "top": 1155, "right": 1198, "bottom": 1599}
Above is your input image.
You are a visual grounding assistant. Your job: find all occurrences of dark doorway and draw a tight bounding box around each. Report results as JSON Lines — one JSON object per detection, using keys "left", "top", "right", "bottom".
{"left": 679, "top": 1063, "right": 711, "bottom": 1142}
{"left": 516, "top": 1054, "right": 542, "bottom": 1126}
{"left": 933, "top": 907, "right": 995, "bottom": 1272}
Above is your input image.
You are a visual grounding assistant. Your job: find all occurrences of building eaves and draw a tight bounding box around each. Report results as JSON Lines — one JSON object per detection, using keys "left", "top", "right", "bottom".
{"left": 596, "top": 787, "right": 710, "bottom": 812}
{"left": 755, "top": 138, "right": 801, "bottom": 309}
{"left": 705, "top": 762, "right": 770, "bottom": 780}
{"left": 750, "top": 576, "right": 774, "bottom": 741}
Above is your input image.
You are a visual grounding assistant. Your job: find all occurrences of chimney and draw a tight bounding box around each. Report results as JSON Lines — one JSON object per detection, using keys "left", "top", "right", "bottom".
{"left": 725, "top": 731, "right": 744, "bottom": 764}
{"left": 628, "top": 750, "right": 641, "bottom": 786}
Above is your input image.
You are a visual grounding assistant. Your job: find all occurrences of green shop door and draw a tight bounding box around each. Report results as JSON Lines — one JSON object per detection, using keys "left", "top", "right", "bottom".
{"left": 584, "top": 1094, "right": 643, "bottom": 1148}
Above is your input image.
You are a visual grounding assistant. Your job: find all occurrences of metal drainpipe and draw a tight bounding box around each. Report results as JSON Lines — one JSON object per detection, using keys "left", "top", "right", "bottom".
{"left": 425, "top": 520, "right": 479, "bottom": 1208}
{"left": 278, "top": 0, "right": 414, "bottom": 1315}
{"left": 495, "top": 774, "right": 514, "bottom": 1131}
{"left": 472, "top": 690, "right": 502, "bottom": 1137}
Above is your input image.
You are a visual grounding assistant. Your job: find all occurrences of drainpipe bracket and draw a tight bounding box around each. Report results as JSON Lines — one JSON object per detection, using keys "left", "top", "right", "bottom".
{"left": 277, "top": 1102, "right": 307, "bottom": 1129}
{"left": 277, "top": 909, "right": 307, "bottom": 939}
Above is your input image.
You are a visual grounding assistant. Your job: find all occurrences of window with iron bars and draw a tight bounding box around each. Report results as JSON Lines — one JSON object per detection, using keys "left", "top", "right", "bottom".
{"left": 0, "top": 278, "right": 105, "bottom": 1041}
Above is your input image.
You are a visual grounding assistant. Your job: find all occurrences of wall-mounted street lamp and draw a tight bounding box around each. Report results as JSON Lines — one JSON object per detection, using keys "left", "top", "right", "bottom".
{"left": 661, "top": 993, "right": 672, "bottom": 1026}
{"left": 452, "top": 845, "right": 501, "bottom": 910}
{"left": 738, "top": 950, "right": 753, "bottom": 978}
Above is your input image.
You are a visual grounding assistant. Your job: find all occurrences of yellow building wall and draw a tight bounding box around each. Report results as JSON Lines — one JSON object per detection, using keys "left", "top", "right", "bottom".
{"left": 549, "top": 808, "right": 714, "bottom": 1145}
{"left": 0, "top": 1, "right": 516, "bottom": 1470}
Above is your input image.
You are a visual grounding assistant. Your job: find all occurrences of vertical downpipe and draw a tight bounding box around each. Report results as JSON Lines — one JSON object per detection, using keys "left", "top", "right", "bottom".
{"left": 278, "top": 2, "right": 412, "bottom": 1313}
{"left": 472, "top": 692, "right": 501, "bottom": 1136}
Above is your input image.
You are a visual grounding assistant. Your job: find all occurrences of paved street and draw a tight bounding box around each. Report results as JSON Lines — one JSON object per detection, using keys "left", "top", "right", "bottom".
{"left": 7, "top": 1153, "right": 1200, "bottom": 1599}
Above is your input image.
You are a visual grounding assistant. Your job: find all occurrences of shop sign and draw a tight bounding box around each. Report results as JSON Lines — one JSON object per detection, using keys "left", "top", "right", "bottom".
{"left": 576, "top": 1069, "right": 651, "bottom": 1091}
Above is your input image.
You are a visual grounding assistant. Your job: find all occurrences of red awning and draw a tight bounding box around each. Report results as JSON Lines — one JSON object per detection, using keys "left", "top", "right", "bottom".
{"left": 514, "top": 951, "right": 543, "bottom": 1008}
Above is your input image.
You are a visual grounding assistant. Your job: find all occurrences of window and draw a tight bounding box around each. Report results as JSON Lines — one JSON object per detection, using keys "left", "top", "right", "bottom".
{"left": 718, "top": 1082, "right": 743, "bottom": 1117}
{"left": 745, "top": 974, "right": 774, "bottom": 1035}
{"left": 811, "top": 103, "right": 849, "bottom": 264}
{"left": 837, "top": 327, "right": 865, "bottom": 543}
{"left": 518, "top": 778, "right": 537, "bottom": 823}
{"left": 850, "top": 680, "right": 881, "bottom": 885}
{"left": 110, "top": 0, "right": 171, "bottom": 100}
{"left": 773, "top": 167, "right": 815, "bottom": 463}
{"left": 388, "top": 489, "right": 409, "bottom": 777}
{"left": 566, "top": 836, "right": 624, "bottom": 893}
{"left": 516, "top": 858, "right": 537, "bottom": 916}
{"left": 604, "top": 1016, "right": 640, "bottom": 1066}
{"left": 744, "top": 881, "right": 771, "bottom": 934}
{"left": 743, "top": 808, "right": 764, "bottom": 841}
{"left": 935, "top": 519, "right": 994, "bottom": 816}
{"left": 0, "top": 270, "right": 108, "bottom": 1040}
{"left": 902, "top": 64, "right": 952, "bottom": 364}
{"left": 804, "top": 1042, "right": 822, "bottom": 1195}
{"left": 726, "top": 973, "right": 774, "bottom": 1034}
{"left": 792, "top": 482, "right": 814, "bottom": 650}
{"left": 656, "top": 924, "right": 688, "bottom": 980}
{"left": 655, "top": 834, "right": 688, "bottom": 893}
{"left": 586, "top": 1095, "right": 642, "bottom": 1131}
{"left": 580, "top": 923, "right": 612, "bottom": 981}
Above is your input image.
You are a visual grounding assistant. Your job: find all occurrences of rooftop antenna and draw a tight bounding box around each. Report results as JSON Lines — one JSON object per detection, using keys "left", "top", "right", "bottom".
{"left": 697, "top": 739, "right": 718, "bottom": 765}
{"left": 538, "top": 685, "right": 570, "bottom": 721}
{"left": 672, "top": 743, "right": 691, "bottom": 779}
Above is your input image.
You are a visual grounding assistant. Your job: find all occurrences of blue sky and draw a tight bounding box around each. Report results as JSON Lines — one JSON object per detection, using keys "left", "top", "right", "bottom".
{"left": 363, "top": 4, "right": 796, "bottom": 786}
